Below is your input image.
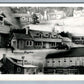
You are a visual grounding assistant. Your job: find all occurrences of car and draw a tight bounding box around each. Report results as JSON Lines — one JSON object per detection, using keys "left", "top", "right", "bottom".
{"left": 56, "top": 43, "right": 69, "bottom": 50}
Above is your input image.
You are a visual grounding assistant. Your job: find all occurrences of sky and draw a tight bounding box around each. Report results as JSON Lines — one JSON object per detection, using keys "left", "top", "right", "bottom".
{"left": 0, "top": 81, "right": 84, "bottom": 84}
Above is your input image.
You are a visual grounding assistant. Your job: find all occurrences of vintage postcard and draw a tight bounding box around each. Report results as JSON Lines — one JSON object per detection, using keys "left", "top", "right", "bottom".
{"left": 0, "top": 3, "right": 84, "bottom": 80}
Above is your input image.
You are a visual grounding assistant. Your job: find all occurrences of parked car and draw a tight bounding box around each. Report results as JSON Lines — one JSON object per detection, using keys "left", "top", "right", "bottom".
{"left": 56, "top": 43, "right": 69, "bottom": 50}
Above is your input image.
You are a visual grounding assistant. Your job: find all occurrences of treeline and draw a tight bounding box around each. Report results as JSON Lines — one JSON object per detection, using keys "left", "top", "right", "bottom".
{"left": 11, "top": 7, "right": 84, "bottom": 17}
{"left": 59, "top": 31, "right": 73, "bottom": 39}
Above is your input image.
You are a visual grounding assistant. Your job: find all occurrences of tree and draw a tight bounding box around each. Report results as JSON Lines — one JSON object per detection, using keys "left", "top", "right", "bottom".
{"left": 59, "top": 31, "right": 72, "bottom": 39}
{"left": 32, "top": 13, "right": 39, "bottom": 24}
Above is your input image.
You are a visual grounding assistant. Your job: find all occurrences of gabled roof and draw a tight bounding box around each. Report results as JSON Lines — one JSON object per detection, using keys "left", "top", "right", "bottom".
{"left": 1, "top": 57, "right": 37, "bottom": 68}
{"left": 29, "top": 29, "right": 60, "bottom": 38}
{"left": 13, "top": 33, "right": 33, "bottom": 40}
{"left": 0, "top": 12, "right": 6, "bottom": 17}
{"left": 46, "top": 47, "right": 84, "bottom": 59}
{"left": 8, "top": 57, "right": 37, "bottom": 68}
{"left": 29, "top": 29, "right": 51, "bottom": 37}
{"left": 11, "top": 29, "right": 62, "bottom": 41}
{"left": 4, "top": 20, "right": 12, "bottom": 26}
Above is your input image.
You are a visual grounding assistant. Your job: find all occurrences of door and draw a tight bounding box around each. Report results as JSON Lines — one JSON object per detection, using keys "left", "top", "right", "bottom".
{"left": 19, "top": 40, "right": 24, "bottom": 49}
{"left": 45, "top": 43, "right": 50, "bottom": 49}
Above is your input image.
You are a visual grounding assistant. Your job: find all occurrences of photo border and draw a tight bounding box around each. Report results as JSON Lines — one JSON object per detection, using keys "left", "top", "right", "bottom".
{"left": 0, "top": 2, "right": 84, "bottom": 81}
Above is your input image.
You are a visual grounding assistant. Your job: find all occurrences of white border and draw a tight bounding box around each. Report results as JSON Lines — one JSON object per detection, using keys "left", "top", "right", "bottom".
{"left": 0, "top": 75, "right": 84, "bottom": 81}
{"left": 0, "top": 3, "right": 84, "bottom": 7}
{"left": 0, "top": 3, "right": 84, "bottom": 81}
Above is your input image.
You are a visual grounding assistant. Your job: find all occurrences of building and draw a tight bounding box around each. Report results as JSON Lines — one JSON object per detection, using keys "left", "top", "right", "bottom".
{"left": 43, "top": 10, "right": 66, "bottom": 20}
{"left": 35, "top": 13, "right": 44, "bottom": 21}
{"left": 72, "top": 36, "right": 84, "bottom": 45}
{"left": 13, "top": 13, "right": 32, "bottom": 27}
{"left": 0, "top": 12, "right": 13, "bottom": 48}
{"left": 0, "top": 7, "right": 20, "bottom": 48}
{"left": 73, "top": 8, "right": 84, "bottom": 17}
{"left": 44, "top": 47, "right": 84, "bottom": 74}
{"left": 10, "top": 26, "right": 63, "bottom": 50}
{"left": 0, "top": 54, "right": 38, "bottom": 74}
{"left": 47, "top": 11, "right": 66, "bottom": 20}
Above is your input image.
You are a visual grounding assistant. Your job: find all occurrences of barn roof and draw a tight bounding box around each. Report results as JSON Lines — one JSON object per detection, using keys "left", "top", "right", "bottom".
{"left": 46, "top": 47, "right": 84, "bottom": 59}
{"left": 0, "top": 57, "right": 37, "bottom": 68}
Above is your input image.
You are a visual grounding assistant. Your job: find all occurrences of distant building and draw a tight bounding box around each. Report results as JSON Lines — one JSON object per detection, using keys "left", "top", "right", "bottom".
{"left": 35, "top": 13, "right": 44, "bottom": 21}
{"left": 13, "top": 13, "right": 31, "bottom": 27}
{"left": 44, "top": 47, "right": 84, "bottom": 74}
{"left": 47, "top": 11, "right": 66, "bottom": 20}
{"left": 73, "top": 8, "right": 84, "bottom": 17}
{"left": 72, "top": 36, "right": 84, "bottom": 45}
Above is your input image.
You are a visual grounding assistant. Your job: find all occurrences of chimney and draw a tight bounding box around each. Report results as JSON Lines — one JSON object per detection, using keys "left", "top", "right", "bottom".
{"left": 3, "top": 54, "right": 6, "bottom": 63}
{"left": 23, "top": 26, "right": 30, "bottom": 35}
{"left": 26, "top": 27, "right": 28, "bottom": 35}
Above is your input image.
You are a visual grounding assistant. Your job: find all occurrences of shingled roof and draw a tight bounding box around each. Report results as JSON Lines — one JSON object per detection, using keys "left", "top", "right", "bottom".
{"left": 46, "top": 47, "right": 84, "bottom": 59}
{"left": 29, "top": 29, "right": 61, "bottom": 38}
{"left": 0, "top": 57, "right": 37, "bottom": 68}
{"left": 13, "top": 33, "right": 33, "bottom": 40}
{"left": 29, "top": 29, "right": 51, "bottom": 38}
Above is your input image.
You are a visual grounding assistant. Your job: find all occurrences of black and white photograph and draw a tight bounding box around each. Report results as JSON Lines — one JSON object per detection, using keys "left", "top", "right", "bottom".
{"left": 0, "top": 4, "right": 84, "bottom": 74}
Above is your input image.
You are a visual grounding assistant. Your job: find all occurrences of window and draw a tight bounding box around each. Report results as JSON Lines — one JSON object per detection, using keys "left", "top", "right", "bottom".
{"left": 36, "top": 33, "right": 40, "bottom": 37}
{"left": 70, "top": 60, "right": 72, "bottom": 62}
{"left": 43, "top": 33, "right": 49, "bottom": 38}
{"left": 37, "top": 33, "right": 40, "bottom": 35}
{"left": 22, "top": 17, "right": 25, "bottom": 20}
{"left": 17, "top": 67, "right": 21, "bottom": 72}
{"left": 26, "top": 41, "right": 29, "bottom": 45}
{"left": 52, "top": 61, "right": 55, "bottom": 63}
{"left": 35, "top": 42, "right": 41, "bottom": 46}
{"left": 47, "top": 61, "right": 49, "bottom": 63}
{"left": 26, "top": 41, "right": 33, "bottom": 46}
{"left": 51, "top": 42, "right": 55, "bottom": 46}
{"left": 30, "top": 41, "right": 32, "bottom": 45}
{"left": 53, "top": 35, "right": 57, "bottom": 38}
{"left": 64, "top": 59, "right": 66, "bottom": 62}
{"left": 45, "top": 34, "right": 49, "bottom": 37}
{"left": 26, "top": 41, "right": 30, "bottom": 46}
{"left": 58, "top": 61, "right": 60, "bottom": 63}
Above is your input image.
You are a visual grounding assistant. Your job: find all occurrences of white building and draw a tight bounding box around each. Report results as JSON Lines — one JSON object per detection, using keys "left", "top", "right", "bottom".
{"left": 44, "top": 47, "right": 84, "bottom": 74}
